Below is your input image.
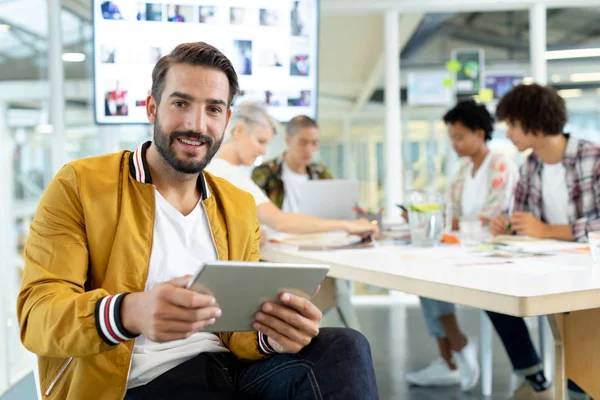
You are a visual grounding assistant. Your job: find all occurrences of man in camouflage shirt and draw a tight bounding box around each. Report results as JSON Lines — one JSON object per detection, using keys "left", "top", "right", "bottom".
{"left": 251, "top": 115, "right": 362, "bottom": 332}
{"left": 252, "top": 115, "right": 332, "bottom": 210}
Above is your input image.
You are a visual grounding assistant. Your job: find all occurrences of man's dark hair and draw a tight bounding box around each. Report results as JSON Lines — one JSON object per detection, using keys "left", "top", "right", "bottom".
{"left": 496, "top": 84, "right": 567, "bottom": 135}
{"left": 443, "top": 99, "right": 494, "bottom": 141}
{"left": 151, "top": 42, "right": 239, "bottom": 107}
{"left": 286, "top": 115, "right": 318, "bottom": 136}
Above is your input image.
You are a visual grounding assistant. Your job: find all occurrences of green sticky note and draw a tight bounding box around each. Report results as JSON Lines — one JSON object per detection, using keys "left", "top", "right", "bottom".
{"left": 479, "top": 88, "right": 494, "bottom": 102}
{"left": 446, "top": 59, "right": 462, "bottom": 73}
{"left": 443, "top": 77, "right": 454, "bottom": 88}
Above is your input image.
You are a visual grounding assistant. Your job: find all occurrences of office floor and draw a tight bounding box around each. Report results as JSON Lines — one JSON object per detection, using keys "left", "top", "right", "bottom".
{"left": 1, "top": 299, "right": 529, "bottom": 400}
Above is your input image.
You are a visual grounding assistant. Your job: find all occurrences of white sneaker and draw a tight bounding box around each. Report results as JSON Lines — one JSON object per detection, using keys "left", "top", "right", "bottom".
{"left": 453, "top": 337, "right": 480, "bottom": 391}
{"left": 510, "top": 381, "right": 554, "bottom": 400}
{"left": 406, "top": 358, "right": 461, "bottom": 387}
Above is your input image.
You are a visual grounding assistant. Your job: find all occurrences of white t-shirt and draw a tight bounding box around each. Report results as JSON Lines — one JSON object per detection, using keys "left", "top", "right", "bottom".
{"left": 542, "top": 162, "right": 570, "bottom": 225}
{"left": 206, "top": 158, "right": 270, "bottom": 206}
{"left": 127, "top": 189, "right": 226, "bottom": 389}
{"left": 281, "top": 162, "right": 309, "bottom": 213}
{"left": 461, "top": 152, "right": 493, "bottom": 218}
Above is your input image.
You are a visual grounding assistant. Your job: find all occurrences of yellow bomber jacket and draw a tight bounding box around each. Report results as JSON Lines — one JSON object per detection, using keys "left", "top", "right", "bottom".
{"left": 17, "top": 142, "right": 274, "bottom": 399}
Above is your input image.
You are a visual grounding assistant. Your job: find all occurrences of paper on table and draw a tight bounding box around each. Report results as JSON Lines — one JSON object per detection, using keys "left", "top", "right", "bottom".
{"left": 382, "top": 222, "right": 410, "bottom": 232}
{"left": 492, "top": 235, "right": 586, "bottom": 253}
{"left": 395, "top": 245, "right": 482, "bottom": 260}
{"left": 268, "top": 232, "right": 375, "bottom": 251}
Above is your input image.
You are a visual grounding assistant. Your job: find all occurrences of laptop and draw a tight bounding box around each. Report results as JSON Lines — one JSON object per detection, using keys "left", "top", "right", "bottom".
{"left": 296, "top": 179, "right": 360, "bottom": 220}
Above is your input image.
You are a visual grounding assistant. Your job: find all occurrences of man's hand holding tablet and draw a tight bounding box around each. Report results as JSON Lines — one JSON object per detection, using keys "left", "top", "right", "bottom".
{"left": 122, "top": 261, "right": 329, "bottom": 349}
{"left": 121, "top": 275, "right": 223, "bottom": 343}
{"left": 253, "top": 292, "right": 323, "bottom": 354}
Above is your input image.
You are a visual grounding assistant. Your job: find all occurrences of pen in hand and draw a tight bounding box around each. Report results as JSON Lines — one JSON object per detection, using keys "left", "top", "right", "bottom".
{"left": 353, "top": 202, "right": 367, "bottom": 215}
{"left": 505, "top": 197, "right": 515, "bottom": 233}
{"left": 396, "top": 204, "right": 408, "bottom": 213}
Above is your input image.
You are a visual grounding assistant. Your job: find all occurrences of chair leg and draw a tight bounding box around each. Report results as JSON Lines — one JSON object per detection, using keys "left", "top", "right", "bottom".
{"left": 480, "top": 310, "right": 493, "bottom": 397}
{"left": 335, "top": 279, "right": 362, "bottom": 331}
{"left": 29, "top": 352, "right": 42, "bottom": 400}
{"left": 547, "top": 314, "right": 566, "bottom": 400}
{"left": 538, "top": 315, "right": 554, "bottom": 384}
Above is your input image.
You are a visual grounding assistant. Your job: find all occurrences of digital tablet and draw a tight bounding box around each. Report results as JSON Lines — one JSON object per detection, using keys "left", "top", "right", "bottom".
{"left": 186, "top": 261, "right": 330, "bottom": 332}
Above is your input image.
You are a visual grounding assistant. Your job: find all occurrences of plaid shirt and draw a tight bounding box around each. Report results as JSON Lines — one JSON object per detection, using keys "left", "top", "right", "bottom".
{"left": 251, "top": 154, "right": 333, "bottom": 209}
{"left": 514, "top": 135, "right": 600, "bottom": 242}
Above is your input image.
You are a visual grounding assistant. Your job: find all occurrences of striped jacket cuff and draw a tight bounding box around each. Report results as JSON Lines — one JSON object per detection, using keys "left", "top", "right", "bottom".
{"left": 257, "top": 332, "right": 277, "bottom": 355}
{"left": 95, "top": 293, "right": 138, "bottom": 345}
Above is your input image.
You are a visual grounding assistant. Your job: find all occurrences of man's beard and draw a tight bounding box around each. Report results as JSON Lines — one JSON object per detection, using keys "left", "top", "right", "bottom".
{"left": 153, "top": 117, "right": 223, "bottom": 174}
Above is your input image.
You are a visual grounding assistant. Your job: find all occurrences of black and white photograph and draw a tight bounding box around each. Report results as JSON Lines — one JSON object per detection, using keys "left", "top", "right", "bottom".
{"left": 260, "top": 9, "right": 280, "bottom": 26}
{"left": 167, "top": 4, "right": 193, "bottom": 23}
{"left": 232, "top": 40, "right": 253, "bottom": 75}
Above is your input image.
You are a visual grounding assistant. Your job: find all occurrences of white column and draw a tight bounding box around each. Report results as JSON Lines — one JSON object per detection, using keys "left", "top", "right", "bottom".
{"left": 367, "top": 137, "right": 379, "bottom": 210}
{"left": 48, "top": 0, "right": 66, "bottom": 175}
{"left": 343, "top": 118, "right": 355, "bottom": 179}
{"left": 0, "top": 101, "right": 11, "bottom": 393}
{"left": 529, "top": 3, "right": 547, "bottom": 85}
{"left": 530, "top": 2, "right": 554, "bottom": 382}
{"left": 384, "top": 10, "right": 403, "bottom": 214}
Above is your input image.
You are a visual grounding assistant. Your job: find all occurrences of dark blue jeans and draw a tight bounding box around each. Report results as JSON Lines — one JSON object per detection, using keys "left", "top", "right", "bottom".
{"left": 486, "top": 312, "right": 587, "bottom": 396}
{"left": 124, "top": 328, "right": 378, "bottom": 400}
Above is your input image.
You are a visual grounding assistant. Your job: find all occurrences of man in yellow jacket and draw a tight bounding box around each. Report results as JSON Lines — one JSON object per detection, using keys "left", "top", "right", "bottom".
{"left": 17, "top": 42, "right": 378, "bottom": 400}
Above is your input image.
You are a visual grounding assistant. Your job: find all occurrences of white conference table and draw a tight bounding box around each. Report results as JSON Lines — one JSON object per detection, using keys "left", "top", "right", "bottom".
{"left": 261, "top": 242, "right": 600, "bottom": 400}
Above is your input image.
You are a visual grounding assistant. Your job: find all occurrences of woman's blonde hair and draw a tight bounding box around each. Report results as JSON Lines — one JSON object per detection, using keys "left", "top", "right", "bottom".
{"left": 223, "top": 101, "right": 279, "bottom": 143}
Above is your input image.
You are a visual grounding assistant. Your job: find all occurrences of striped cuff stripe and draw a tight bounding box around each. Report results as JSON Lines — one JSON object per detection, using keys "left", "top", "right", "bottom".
{"left": 95, "top": 294, "right": 137, "bottom": 346}
{"left": 257, "top": 332, "right": 277, "bottom": 355}
{"left": 107, "top": 296, "right": 131, "bottom": 342}
{"left": 134, "top": 144, "right": 145, "bottom": 183}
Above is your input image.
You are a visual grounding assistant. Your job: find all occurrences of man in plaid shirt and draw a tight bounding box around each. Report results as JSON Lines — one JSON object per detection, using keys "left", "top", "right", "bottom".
{"left": 490, "top": 89, "right": 600, "bottom": 243}
{"left": 488, "top": 84, "right": 597, "bottom": 400}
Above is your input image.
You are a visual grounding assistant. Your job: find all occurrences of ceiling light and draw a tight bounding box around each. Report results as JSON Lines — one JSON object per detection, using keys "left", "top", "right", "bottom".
{"left": 522, "top": 77, "right": 534, "bottom": 85}
{"left": 570, "top": 73, "right": 600, "bottom": 83}
{"left": 557, "top": 89, "right": 583, "bottom": 98}
{"left": 551, "top": 74, "right": 561, "bottom": 83}
{"left": 62, "top": 52, "right": 86, "bottom": 62}
{"left": 35, "top": 124, "right": 54, "bottom": 134}
{"left": 0, "top": 24, "right": 10, "bottom": 32}
{"left": 545, "top": 48, "right": 600, "bottom": 60}
{"left": 66, "top": 143, "right": 82, "bottom": 153}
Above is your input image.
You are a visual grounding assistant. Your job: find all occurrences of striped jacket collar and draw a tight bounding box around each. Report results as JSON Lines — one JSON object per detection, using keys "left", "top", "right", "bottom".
{"left": 129, "top": 141, "right": 210, "bottom": 200}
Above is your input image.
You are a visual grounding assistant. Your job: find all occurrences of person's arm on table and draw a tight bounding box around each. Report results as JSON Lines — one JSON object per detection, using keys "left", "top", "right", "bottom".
{"left": 489, "top": 214, "right": 510, "bottom": 236}
{"left": 257, "top": 201, "right": 378, "bottom": 237}
{"left": 510, "top": 212, "right": 574, "bottom": 241}
{"left": 507, "top": 156, "right": 600, "bottom": 242}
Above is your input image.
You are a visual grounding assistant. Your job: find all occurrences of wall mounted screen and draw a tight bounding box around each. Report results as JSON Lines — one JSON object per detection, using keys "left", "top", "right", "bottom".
{"left": 94, "top": 0, "right": 318, "bottom": 124}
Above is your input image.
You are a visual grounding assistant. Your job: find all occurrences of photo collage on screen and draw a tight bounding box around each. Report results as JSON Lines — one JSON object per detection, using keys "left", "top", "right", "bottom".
{"left": 95, "top": 0, "right": 317, "bottom": 123}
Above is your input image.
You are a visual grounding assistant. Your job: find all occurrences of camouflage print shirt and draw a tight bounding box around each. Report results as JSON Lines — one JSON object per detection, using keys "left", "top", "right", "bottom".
{"left": 251, "top": 154, "right": 333, "bottom": 209}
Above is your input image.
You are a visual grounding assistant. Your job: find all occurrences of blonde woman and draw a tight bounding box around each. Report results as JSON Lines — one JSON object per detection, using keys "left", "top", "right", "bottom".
{"left": 205, "top": 101, "right": 378, "bottom": 237}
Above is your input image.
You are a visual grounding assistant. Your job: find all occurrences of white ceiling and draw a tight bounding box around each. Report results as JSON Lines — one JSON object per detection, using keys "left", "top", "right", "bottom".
{"left": 0, "top": 1, "right": 599, "bottom": 115}
{"left": 0, "top": 0, "right": 90, "bottom": 60}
